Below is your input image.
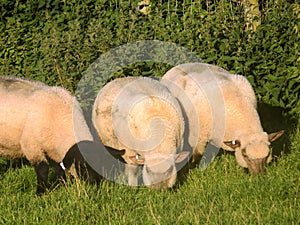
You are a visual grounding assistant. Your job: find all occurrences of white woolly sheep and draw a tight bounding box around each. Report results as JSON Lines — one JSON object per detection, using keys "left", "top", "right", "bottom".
{"left": 92, "top": 76, "right": 189, "bottom": 189}
{"left": 0, "top": 76, "right": 123, "bottom": 194}
{"left": 161, "top": 62, "right": 284, "bottom": 174}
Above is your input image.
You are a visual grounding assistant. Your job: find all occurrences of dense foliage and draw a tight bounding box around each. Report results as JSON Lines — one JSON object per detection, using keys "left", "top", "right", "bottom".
{"left": 0, "top": 0, "right": 299, "bottom": 118}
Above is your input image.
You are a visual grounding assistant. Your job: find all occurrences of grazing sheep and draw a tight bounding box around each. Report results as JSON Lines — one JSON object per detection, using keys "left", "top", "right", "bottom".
{"left": 0, "top": 76, "right": 122, "bottom": 194}
{"left": 161, "top": 62, "right": 284, "bottom": 174}
{"left": 92, "top": 76, "right": 189, "bottom": 189}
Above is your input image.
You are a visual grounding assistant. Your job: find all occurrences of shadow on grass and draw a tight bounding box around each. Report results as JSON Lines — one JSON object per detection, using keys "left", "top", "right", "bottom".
{"left": 257, "top": 102, "right": 298, "bottom": 157}
{"left": 0, "top": 157, "right": 30, "bottom": 174}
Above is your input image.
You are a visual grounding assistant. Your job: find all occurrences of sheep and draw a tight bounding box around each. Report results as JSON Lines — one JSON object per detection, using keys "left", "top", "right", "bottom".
{"left": 92, "top": 76, "right": 190, "bottom": 189}
{"left": 0, "top": 76, "right": 123, "bottom": 194}
{"left": 161, "top": 62, "right": 284, "bottom": 174}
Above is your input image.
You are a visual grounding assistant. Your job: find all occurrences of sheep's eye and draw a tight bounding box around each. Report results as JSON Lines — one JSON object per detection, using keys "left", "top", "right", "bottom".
{"left": 135, "top": 154, "right": 144, "bottom": 162}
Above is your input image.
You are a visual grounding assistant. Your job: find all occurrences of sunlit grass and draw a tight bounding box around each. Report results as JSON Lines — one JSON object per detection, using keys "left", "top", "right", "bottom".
{"left": 0, "top": 129, "right": 299, "bottom": 224}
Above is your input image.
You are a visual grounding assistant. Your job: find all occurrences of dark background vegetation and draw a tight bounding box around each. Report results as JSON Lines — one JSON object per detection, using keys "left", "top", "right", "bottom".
{"left": 0, "top": 0, "right": 299, "bottom": 118}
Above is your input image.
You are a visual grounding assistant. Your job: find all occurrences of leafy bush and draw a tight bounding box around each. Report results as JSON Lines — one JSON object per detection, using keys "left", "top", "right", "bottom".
{"left": 0, "top": 0, "right": 299, "bottom": 118}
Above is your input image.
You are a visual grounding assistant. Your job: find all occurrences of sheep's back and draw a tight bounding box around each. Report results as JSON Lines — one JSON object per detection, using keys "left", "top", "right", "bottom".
{"left": 161, "top": 63, "right": 262, "bottom": 153}
{"left": 0, "top": 76, "right": 46, "bottom": 96}
{"left": 92, "top": 77, "right": 137, "bottom": 149}
{"left": 0, "top": 76, "right": 92, "bottom": 162}
{"left": 0, "top": 77, "right": 46, "bottom": 157}
{"left": 230, "top": 74, "right": 257, "bottom": 108}
{"left": 93, "top": 77, "right": 185, "bottom": 161}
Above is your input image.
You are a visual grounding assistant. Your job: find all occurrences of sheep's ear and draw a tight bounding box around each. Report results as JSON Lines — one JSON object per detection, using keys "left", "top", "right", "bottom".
{"left": 175, "top": 151, "right": 190, "bottom": 163}
{"left": 129, "top": 154, "right": 145, "bottom": 165}
{"left": 224, "top": 140, "right": 241, "bottom": 149}
{"left": 268, "top": 130, "right": 284, "bottom": 142}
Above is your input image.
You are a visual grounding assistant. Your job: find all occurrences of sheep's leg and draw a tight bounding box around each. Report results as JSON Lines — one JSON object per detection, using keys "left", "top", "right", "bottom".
{"left": 34, "top": 161, "right": 49, "bottom": 195}
{"left": 49, "top": 162, "right": 66, "bottom": 187}
{"left": 50, "top": 162, "right": 66, "bottom": 181}
{"left": 192, "top": 142, "right": 207, "bottom": 163}
{"left": 125, "top": 164, "right": 138, "bottom": 186}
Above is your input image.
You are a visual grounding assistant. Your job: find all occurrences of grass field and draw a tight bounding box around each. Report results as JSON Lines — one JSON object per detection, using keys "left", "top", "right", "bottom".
{"left": 0, "top": 127, "right": 299, "bottom": 225}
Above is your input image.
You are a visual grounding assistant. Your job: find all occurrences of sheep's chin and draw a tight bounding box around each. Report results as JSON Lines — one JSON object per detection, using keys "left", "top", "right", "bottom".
{"left": 246, "top": 158, "right": 267, "bottom": 174}
{"left": 143, "top": 164, "right": 176, "bottom": 190}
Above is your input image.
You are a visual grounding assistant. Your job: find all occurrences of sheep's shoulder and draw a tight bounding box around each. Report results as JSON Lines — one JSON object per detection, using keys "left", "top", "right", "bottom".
{"left": 50, "top": 86, "right": 76, "bottom": 106}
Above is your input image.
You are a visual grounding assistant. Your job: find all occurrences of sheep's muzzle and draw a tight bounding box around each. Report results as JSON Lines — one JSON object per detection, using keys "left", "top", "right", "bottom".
{"left": 246, "top": 158, "right": 267, "bottom": 174}
{"left": 149, "top": 181, "right": 171, "bottom": 190}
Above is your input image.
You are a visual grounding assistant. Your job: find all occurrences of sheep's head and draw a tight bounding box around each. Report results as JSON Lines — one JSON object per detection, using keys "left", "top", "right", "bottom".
{"left": 224, "top": 130, "right": 284, "bottom": 174}
{"left": 129, "top": 151, "right": 189, "bottom": 189}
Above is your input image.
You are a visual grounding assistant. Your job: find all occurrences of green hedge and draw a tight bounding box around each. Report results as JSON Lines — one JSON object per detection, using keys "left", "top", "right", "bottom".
{"left": 0, "top": 0, "right": 299, "bottom": 118}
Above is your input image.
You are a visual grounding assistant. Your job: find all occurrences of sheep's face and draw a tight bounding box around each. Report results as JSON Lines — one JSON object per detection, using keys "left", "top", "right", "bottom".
{"left": 143, "top": 157, "right": 176, "bottom": 190}
{"left": 224, "top": 130, "right": 284, "bottom": 174}
{"left": 235, "top": 142, "right": 270, "bottom": 174}
{"left": 130, "top": 151, "right": 189, "bottom": 189}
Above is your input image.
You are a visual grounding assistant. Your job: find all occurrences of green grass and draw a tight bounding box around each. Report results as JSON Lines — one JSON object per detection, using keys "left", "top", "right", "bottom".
{"left": 1, "top": 129, "right": 299, "bottom": 225}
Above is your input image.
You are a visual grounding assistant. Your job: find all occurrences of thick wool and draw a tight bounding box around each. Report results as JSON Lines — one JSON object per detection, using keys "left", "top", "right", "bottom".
{"left": 161, "top": 63, "right": 283, "bottom": 173}
{"left": 92, "top": 77, "right": 189, "bottom": 189}
{"left": 0, "top": 76, "right": 93, "bottom": 193}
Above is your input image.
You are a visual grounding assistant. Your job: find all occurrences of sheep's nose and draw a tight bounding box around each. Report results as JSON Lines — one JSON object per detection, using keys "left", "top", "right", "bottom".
{"left": 248, "top": 158, "right": 267, "bottom": 174}
{"left": 150, "top": 181, "right": 169, "bottom": 190}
